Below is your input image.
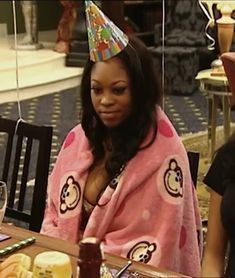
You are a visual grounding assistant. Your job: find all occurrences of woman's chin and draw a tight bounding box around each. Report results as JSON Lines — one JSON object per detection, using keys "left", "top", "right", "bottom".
{"left": 101, "top": 119, "right": 120, "bottom": 128}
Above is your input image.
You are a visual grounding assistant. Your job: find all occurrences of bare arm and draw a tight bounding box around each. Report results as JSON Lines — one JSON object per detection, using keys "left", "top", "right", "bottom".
{"left": 201, "top": 188, "right": 228, "bottom": 277}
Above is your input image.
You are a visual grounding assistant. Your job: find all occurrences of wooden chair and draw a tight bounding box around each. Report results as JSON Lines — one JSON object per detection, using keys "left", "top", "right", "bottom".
{"left": 0, "top": 117, "right": 53, "bottom": 232}
{"left": 187, "top": 151, "right": 200, "bottom": 188}
{"left": 187, "top": 150, "right": 208, "bottom": 244}
{"left": 221, "top": 52, "right": 235, "bottom": 105}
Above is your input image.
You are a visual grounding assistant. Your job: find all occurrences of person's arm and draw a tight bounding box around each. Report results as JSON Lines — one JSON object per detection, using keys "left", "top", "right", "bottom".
{"left": 201, "top": 188, "right": 228, "bottom": 277}
{"left": 40, "top": 136, "right": 68, "bottom": 236}
{"left": 41, "top": 125, "right": 85, "bottom": 240}
{"left": 40, "top": 191, "right": 60, "bottom": 238}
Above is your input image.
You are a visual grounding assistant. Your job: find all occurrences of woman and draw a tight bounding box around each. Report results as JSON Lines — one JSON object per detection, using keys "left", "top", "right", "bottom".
{"left": 202, "top": 134, "right": 235, "bottom": 277}
{"left": 41, "top": 35, "right": 201, "bottom": 276}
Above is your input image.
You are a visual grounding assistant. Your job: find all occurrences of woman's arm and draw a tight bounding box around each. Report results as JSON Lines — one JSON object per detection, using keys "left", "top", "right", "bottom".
{"left": 201, "top": 188, "right": 228, "bottom": 277}
{"left": 40, "top": 194, "right": 60, "bottom": 237}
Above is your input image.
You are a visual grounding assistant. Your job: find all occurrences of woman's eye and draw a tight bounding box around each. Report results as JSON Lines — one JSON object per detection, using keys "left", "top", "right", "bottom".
{"left": 91, "top": 87, "right": 102, "bottom": 94}
{"left": 113, "top": 87, "right": 126, "bottom": 94}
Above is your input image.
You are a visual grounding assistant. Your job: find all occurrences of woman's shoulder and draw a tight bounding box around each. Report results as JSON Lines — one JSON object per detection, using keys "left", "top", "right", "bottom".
{"left": 65, "top": 123, "right": 85, "bottom": 139}
{"left": 155, "top": 106, "right": 184, "bottom": 145}
{"left": 156, "top": 106, "right": 178, "bottom": 135}
{"left": 62, "top": 123, "right": 88, "bottom": 150}
{"left": 219, "top": 135, "right": 235, "bottom": 155}
{"left": 218, "top": 138, "right": 235, "bottom": 169}
{"left": 213, "top": 136, "right": 235, "bottom": 169}
{"left": 203, "top": 137, "right": 235, "bottom": 194}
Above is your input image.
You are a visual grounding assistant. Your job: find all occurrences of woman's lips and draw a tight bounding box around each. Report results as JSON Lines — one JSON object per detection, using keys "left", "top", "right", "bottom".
{"left": 100, "top": 111, "right": 119, "bottom": 119}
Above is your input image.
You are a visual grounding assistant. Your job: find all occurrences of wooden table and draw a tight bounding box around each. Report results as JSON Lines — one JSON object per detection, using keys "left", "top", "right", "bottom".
{"left": 196, "top": 69, "right": 231, "bottom": 160}
{"left": 0, "top": 224, "right": 188, "bottom": 277}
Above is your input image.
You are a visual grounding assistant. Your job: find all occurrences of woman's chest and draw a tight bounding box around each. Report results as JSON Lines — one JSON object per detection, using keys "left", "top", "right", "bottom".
{"left": 84, "top": 159, "right": 110, "bottom": 205}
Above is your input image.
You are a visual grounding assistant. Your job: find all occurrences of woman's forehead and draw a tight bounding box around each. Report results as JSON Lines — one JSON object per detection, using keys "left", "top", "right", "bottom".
{"left": 91, "top": 58, "right": 129, "bottom": 79}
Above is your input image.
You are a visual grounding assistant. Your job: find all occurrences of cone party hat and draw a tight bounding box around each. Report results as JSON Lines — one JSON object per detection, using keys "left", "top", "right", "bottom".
{"left": 85, "top": 0, "right": 129, "bottom": 62}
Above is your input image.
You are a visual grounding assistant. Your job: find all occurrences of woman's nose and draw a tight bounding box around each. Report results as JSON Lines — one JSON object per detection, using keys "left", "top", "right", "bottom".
{"left": 100, "top": 92, "right": 114, "bottom": 105}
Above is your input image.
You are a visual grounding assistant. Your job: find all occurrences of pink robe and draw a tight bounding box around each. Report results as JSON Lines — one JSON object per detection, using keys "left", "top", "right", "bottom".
{"left": 41, "top": 107, "right": 202, "bottom": 277}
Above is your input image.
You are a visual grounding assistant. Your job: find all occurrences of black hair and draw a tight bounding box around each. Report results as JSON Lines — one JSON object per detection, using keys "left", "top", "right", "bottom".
{"left": 80, "top": 35, "right": 162, "bottom": 184}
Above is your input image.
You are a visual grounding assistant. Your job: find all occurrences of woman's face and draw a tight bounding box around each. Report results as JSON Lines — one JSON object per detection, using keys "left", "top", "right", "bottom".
{"left": 90, "top": 57, "right": 132, "bottom": 128}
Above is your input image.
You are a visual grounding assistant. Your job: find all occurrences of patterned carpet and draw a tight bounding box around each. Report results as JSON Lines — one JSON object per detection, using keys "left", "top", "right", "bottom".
{"left": 1, "top": 86, "right": 234, "bottom": 223}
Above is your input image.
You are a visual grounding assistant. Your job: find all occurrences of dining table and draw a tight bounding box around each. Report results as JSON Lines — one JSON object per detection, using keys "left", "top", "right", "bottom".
{"left": 0, "top": 223, "right": 190, "bottom": 277}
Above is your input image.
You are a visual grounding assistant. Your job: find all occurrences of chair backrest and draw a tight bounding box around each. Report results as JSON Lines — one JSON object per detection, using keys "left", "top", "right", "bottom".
{"left": 187, "top": 151, "right": 200, "bottom": 188}
{"left": 221, "top": 52, "right": 235, "bottom": 105}
{"left": 0, "top": 117, "right": 53, "bottom": 232}
{"left": 165, "top": 0, "right": 207, "bottom": 34}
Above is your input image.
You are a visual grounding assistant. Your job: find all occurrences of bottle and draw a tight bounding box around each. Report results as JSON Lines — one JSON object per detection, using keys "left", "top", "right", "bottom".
{"left": 78, "top": 237, "right": 103, "bottom": 278}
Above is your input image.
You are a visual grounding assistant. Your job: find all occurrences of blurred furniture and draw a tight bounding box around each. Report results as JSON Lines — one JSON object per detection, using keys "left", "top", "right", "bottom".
{"left": 196, "top": 69, "right": 231, "bottom": 160}
{"left": 0, "top": 118, "right": 53, "bottom": 232}
{"left": 66, "top": 1, "right": 89, "bottom": 67}
{"left": 199, "top": 1, "right": 235, "bottom": 76}
{"left": 151, "top": 0, "right": 216, "bottom": 95}
{"left": 54, "top": 0, "right": 77, "bottom": 54}
{"left": 121, "top": 0, "right": 161, "bottom": 46}
{"left": 0, "top": 224, "right": 189, "bottom": 277}
{"left": 102, "top": 0, "right": 161, "bottom": 46}
{"left": 221, "top": 52, "right": 235, "bottom": 102}
{"left": 187, "top": 151, "right": 200, "bottom": 188}
{"left": 102, "top": 1, "right": 125, "bottom": 31}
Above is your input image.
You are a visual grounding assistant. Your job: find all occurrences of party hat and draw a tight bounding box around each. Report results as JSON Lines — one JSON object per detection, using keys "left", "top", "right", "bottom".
{"left": 85, "top": 0, "right": 129, "bottom": 62}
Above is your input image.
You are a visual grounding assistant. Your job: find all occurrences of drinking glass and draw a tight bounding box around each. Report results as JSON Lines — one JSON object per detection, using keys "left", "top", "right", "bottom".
{"left": 0, "top": 181, "right": 7, "bottom": 228}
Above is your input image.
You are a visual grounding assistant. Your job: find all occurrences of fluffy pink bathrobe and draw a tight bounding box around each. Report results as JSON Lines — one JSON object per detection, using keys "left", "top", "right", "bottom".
{"left": 41, "top": 107, "right": 202, "bottom": 277}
